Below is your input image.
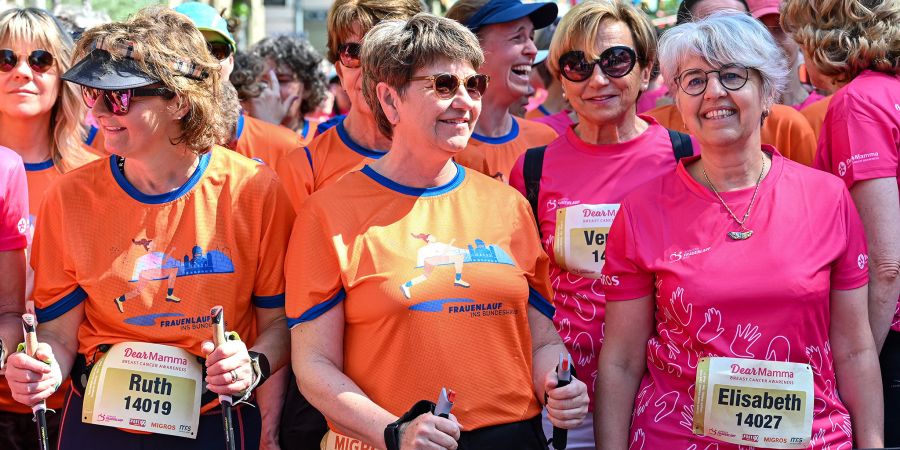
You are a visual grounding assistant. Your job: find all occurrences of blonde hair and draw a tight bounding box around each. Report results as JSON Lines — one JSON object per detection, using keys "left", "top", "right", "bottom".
{"left": 781, "top": 0, "right": 899, "bottom": 82}
{"left": 361, "top": 14, "right": 484, "bottom": 139}
{"left": 74, "top": 5, "right": 226, "bottom": 154}
{"left": 0, "top": 8, "right": 90, "bottom": 171}
{"left": 325, "top": 0, "right": 423, "bottom": 64}
{"left": 548, "top": 1, "right": 657, "bottom": 80}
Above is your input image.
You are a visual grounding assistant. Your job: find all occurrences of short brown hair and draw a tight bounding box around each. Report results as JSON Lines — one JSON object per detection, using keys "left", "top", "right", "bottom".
{"left": 361, "top": 13, "right": 484, "bottom": 139}
{"left": 781, "top": 0, "right": 899, "bottom": 82}
{"left": 444, "top": 0, "right": 490, "bottom": 32}
{"left": 325, "top": 0, "right": 423, "bottom": 64}
{"left": 548, "top": 1, "right": 657, "bottom": 80}
{"left": 74, "top": 5, "right": 227, "bottom": 154}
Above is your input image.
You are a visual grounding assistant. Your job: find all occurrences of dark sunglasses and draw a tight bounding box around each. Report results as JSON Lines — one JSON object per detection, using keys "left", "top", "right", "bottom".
{"left": 337, "top": 42, "right": 361, "bottom": 69}
{"left": 81, "top": 86, "right": 176, "bottom": 115}
{"left": 558, "top": 46, "right": 637, "bottom": 82}
{"left": 206, "top": 42, "right": 233, "bottom": 61}
{"left": 409, "top": 73, "right": 491, "bottom": 100}
{"left": 0, "top": 49, "right": 54, "bottom": 73}
{"left": 676, "top": 64, "right": 751, "bottom": 96}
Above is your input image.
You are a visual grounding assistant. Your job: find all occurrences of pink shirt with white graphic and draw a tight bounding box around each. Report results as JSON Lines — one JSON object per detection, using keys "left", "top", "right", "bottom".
{"left": 602, "top": 149, "right": 868, "bottom": 449}
{"left": 510, "top": 116, "right": 687, "bottom": 407}
{"left": 0, "top": 145, "right": 28, "bottom": 252}
{"left": 816, "top": 70, "right": 900, "bottom": 331}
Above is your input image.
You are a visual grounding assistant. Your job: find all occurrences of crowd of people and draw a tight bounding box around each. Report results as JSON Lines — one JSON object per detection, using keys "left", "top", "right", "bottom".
{"left": 0, "top": 0, "right": 896, "bottom": 449}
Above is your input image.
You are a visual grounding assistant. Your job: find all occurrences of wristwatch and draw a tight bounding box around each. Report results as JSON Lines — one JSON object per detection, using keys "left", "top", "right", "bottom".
{"left": 384, "top": 400, "right": 435, "bottom": 450}
{"left": 247, "top": 351, "right": 270, "bottom": 388}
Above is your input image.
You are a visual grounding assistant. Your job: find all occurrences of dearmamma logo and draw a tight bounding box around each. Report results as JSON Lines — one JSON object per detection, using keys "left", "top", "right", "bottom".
{"left": 838, "top": 161, "right": 847, "bottom": 177}
{"left": 97, "top": 413, "right": 124, "bottom": 423}
{"left": 858, "top": 254, "right": 869, "bottom": 270}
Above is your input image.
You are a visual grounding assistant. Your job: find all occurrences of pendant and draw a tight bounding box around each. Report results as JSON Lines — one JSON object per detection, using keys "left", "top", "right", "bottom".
{"left": 728, "top": 230, "right": 753, "bottom": 240}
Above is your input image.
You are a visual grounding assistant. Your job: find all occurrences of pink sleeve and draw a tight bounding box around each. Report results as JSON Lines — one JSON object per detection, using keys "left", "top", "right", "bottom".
{"left": 508, "top": 152, "right": 527, "bottom": 197}
{"left": 0, "top": 152, "right": 28, "bottom": 251}
{"left": 821, "top": 94, "right": 899, "bottom": 188}
{"left": 831, "top": 187, "right": 869, "bottom": 290}
{"left": 600, "top": 201, "right": 655, "bottom": 300}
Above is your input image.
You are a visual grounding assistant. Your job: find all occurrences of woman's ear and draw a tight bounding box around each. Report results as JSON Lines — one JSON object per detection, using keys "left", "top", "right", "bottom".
{"left": 376, "top": 82, "right": 401, "bottom": 125}
{"left": 639, "top": 64, "right": 652, "bottom": 92}
{"left": 170, "top": 94, "right": 191, "bottom": 121}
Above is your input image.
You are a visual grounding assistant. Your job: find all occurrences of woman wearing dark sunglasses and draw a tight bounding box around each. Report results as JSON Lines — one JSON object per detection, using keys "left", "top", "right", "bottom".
{"left": 0, "top": 8, "right": 99, "bottom": 449}
{"left": 275, "top": 0, "right": 422, "bottom": 213}
{"left": 287, "top": 14, "right": 588, "bottom": 450}
{"left": 597, "top": 12, "right": 882, "bottom": 450}
{"left": 4, "top": 6, "right": 294, "bottom": 450}
{"left": 506, "top": 3, "right": 692, "bottom": 449}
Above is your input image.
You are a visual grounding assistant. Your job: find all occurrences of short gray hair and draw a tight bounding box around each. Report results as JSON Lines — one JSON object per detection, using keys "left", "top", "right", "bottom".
{"left": 658, "top": 12, "right": 787, "bottom": 109}
{"left": 361, "top": 13, "right": 484, "bottom": 139}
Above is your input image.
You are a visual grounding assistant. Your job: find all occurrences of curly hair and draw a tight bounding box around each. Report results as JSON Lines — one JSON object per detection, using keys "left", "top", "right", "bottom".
{"left": 73, "top": 5, "right": 227, "bottom": 154}
{"left": 0, "top": 8, "right": 90, "bottom": 171}
{"left": 251, "top": 35, "right": 328, "bottom": 116}
{"left": 781, "top": 0, "right": 899, "bottom": 82}
{"left": 230, "top": 51, "right": 266, "bottom": 101}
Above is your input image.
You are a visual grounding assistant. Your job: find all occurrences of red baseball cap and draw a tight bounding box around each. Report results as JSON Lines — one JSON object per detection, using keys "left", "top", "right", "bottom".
{"left": 746, "top": 0, "right": 781, "bottom": 18}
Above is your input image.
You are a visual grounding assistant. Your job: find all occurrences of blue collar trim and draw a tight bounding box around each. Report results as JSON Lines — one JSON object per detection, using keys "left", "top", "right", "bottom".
{"left": 470, "top": 117, "right": 520, "bottom": 144}
{"left": 235, "top": 113, "right": 245, "bottom": 141}
{"left": 110, "top": 152, "right": 211, "bottom": 204}
{"left": 361, "top": 163, "right": 465, "bottom": 197}
{"left": 336, "top": 120, "right": 387, "bottom": 159}
{"left": 537, "top": 105, "right": 551, "bottom": 116}
{"left": 300, "top": 119, "right": 310, "bottom": 139}
{"left": 24, "top": 159, "right": 54, "bottom": 171}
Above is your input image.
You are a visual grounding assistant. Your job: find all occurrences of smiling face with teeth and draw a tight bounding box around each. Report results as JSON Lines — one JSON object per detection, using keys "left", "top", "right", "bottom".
{"left": 476, "top": 16, "right": 538, "bottom": 108}
{"left": 674, "top": 54, "right": 766, "bottom": 151}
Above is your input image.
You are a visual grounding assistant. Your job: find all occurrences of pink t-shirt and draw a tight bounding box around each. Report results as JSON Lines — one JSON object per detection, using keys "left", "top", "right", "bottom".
{"left": 815, "top": 70, "right": 900, "bottom": 331}
{"left": 509, "top": 116, "right": 687, "bottom": 407}
{"left": 0, "top": 145, "right": 28, "bottom": 251}
{"left": 602, "top": 148, "right": 868, "bottom": 449}
{"left": 532, "top": 110, "right": 575, "bottom": 136}
{"left": 795, "top": 90, "right": 826, "bottom": 111}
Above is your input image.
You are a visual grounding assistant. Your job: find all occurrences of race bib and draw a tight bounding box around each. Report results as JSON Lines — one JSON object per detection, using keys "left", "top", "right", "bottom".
{"left": 321, "top": 430, "right": 381, "bottom": 450}
{"left": 693, "top": 357, "right": 814, "bottom": 449}
{"left": 82, "top": 342, "right": 202, "bottom": 438}
{"left": 553, "top": 204, "right": 620, "bottom": 278}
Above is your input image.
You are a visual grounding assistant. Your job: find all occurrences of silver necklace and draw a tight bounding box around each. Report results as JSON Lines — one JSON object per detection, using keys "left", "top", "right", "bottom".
{"left": 701, "top": 154, "right": 766, "bottom": 240}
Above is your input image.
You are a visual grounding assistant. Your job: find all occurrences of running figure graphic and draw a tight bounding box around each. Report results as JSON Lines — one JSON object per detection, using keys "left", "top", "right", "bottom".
{"left": 114, "top": 241, "right": 181, "bottom": 313}
{"left": 401, "top": 233, "right": 471, "bottom": 299}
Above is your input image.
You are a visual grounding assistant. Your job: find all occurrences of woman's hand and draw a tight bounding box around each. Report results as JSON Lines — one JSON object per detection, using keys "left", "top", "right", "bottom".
{"left": 544, "top": 371, "right": 589, "bottom": 429}
{"left": 4, "top": 342, "right": 62, "bottom": 406}
{"left": 399, "top": 413, "right": 462, "bottom": 450}
{"left": 201, "top": 339, "right": 253, "bottom": 397}
{"left": 248, "top": 70, "right": 298, "bottom": 127}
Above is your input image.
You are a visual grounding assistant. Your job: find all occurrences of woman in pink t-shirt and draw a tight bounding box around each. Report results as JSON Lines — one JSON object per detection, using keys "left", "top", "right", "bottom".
{"left": 782, "top": 0, "right": 900, "bottom": 445}
{"left": 508, "top": 2, "right": 693, "bottom": 448}
{"left": 597, "top": 12, "right": 883, "bottom": 450}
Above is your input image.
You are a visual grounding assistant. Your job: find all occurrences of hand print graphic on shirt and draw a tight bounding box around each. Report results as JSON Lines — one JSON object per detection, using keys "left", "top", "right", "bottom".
{"left": 828, "top": 410, "right": 852, "bottom": 438}
{"left": 634, "top": 382, "right": 654, "bottom": 417}
{"left": 806, "top": 345, "right": 824, "bottom": 376}
{"left": 687, "top": 443, "right": 719, "bottom": 450}
{"left": 571, "top": 292, "right": 598, "bottom": 322}
{"left": 678, "top": 404, "right": 694, "bottom": 431}
{"left": 556, "top": 317, "right": 572, "bottom": 344}
{"left": 648, "top": 340, "right": 666, "bottom": 371}
{"left": 653, "top": 391, "right": 678, "bottom": 423}
{"left": 571, "top": 331, "right": 595, "bottom": 367}
{"left": 765, "top": 336, "right": 791, "bottom": 362}
{"left": 668, "top": 287, "right": 693, "bottom": 327}
{"left": 629, "top": 429, "right": 645, "bottom": 450}
{"left": 697, "top": 307, "right": 724, "bottom": 344}
{"left": 729, "top": 323, "right": 761, "bottom": 358}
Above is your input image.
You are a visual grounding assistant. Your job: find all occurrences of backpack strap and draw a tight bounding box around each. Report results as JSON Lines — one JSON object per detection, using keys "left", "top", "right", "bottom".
{"left": 523, "top": 146, "right": 547, "bottom": 228}
{"left": 668, "top": 129, "right": 694, "bottom": 161}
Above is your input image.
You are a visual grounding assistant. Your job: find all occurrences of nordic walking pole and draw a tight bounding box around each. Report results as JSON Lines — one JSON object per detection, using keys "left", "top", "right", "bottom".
{"left": 22, "top": 313, "right": 49, "bottom": 450}
{"left": 210, "top": 306, "right": 236, "bottom": 450}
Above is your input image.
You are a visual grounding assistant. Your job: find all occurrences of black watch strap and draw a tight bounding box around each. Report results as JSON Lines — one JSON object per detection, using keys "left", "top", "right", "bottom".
{"left": 384, "top": 400, "right": 435, "bottom": 450}
{"left": 247, "top": 351, "right": 270, "bottom": 387}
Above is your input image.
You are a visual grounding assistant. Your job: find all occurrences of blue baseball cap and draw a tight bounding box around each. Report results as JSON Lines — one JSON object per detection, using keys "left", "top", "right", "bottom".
{"left": 174, "top": 2, "right": 235, "bottom": 48}
{"left": 463, "top": 0, "right": 558, "bottom": 32}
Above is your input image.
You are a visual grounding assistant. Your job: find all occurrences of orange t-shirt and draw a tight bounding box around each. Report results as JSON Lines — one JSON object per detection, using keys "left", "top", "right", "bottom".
{"left": 298, "top": 119, "right": 319, "bottom": 147}
{"left": 525, "top": 105, "right": 552, "bottom": 120}
{"left": 32, "top": 147, "right": 294, "bottom": 404}
{"left": 454, "top": 116, "right": 557, "bottom": 183}
{"left": 800, "top": 95, "right": 833, "bottom": 144}
{"left": 646, "top": 103, "right": 817, "bottom": 166}
{"left": 276, "top": 118, "right": 388, "bottom": 211}
{"left": 233, "top": 114, "right": 304, "bottom": 172}
{"left": 286, "top": 164, "right": 552, "bottom": 431}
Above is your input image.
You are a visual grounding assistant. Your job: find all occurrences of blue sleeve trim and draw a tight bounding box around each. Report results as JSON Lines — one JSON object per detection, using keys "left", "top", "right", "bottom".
{"left": 85, "top": 125, "right": 98, "bottom": 145}
{"left": 528, "top": 286, "right": 555, "bottom": 320}
{"left": 287, "top": 289, "right": 346, "bottom": 328}
{"left": 36, "top": 286, "right": 88, "bottom": 322}
{"left": 252, "top": 293, "right": 285, "bottom": 308}
{"left": 304, "top": 147, "right": 313, "bottom": 173}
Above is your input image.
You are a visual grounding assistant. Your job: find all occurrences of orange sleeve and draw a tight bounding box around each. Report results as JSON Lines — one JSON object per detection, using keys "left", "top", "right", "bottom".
{"left": 251, "top": 170, "right": 296, "bottom": 307}
{"left": 762, "top": 105, "right": 817, "bottom": 167}
{"left": 646, "top": 104, "right": 688, "bottom": 133}
{"left": 284, "top": 198, "right": 344, "bottom": 328}
{"left": 510, "top": 194, "right": 554, "bottom": 318}
{"left": 32, "top": 185, "right": 86, "bottom": 322}
{"left": 275, "top": 147, "right": 315, "bottom": 212}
